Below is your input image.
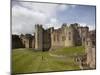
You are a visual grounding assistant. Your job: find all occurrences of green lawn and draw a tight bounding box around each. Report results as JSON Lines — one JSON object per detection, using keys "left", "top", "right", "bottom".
{"left": 12, "top": 46, "right": 85, "bottom": 74}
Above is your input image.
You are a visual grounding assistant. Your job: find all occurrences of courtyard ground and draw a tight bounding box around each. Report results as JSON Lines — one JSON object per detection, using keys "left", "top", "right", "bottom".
{"left": 12, "top": 46, "right": 85, "bottom": 74}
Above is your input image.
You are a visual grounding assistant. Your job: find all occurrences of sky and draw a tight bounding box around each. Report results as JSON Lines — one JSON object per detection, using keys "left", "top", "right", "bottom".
{"left": 12, "top": 0, "right": 96, "bottom": 34}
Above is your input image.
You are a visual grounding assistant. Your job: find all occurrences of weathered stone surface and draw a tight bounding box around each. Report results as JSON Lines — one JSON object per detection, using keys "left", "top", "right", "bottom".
{"left": 34, "top": 23, "right": 89, "bottom": 50}
{"left": 12, "top": 35, "right": 24, "bottom": 49}
{"left": 85, "top": 30, "right": 96, "bottom": 69}
{"left": 20, "top": 34, "right": 34, "bottom": 48}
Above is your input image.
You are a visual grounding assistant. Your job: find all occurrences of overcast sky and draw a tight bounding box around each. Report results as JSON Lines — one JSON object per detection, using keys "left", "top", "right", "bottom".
{"left": 12, "top": 0, "right": 96, "bottom": 34}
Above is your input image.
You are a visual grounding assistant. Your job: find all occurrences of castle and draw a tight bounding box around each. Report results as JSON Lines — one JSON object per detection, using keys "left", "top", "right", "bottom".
{"left": 34, "top": 23, "right": 89, "bottom": 51}
{"left": 12, "top": 23, "right": 95, "bottom": 51}
{"left": 12, "top": 23, "right": 96, "bottom": 68}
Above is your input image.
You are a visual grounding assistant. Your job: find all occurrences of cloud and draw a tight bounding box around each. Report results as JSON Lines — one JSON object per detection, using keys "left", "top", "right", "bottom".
{"left": 12, "top": 1, "right": 95, "bottom": 34}
{"left": 44, "top": 18, "right": 61, "bottom": 29}
{"left": 20, "top": 2, "right": 58, "bottom": 17}
{"left": 50, "top": 18, "right": 58, "bottom": 24}
{"left": 71, "top": 5, "right": 76, "bottom": 8}
{"left": 79, "top": 23, "right": 95, "bottom": 30}
{"left": 12, "top": 1, "right": 59, "bottom": 34}
{"left": 58, "top": 5, "right": 68, "bottom": 11}
{"left": 58, "top": 4, "right": 76, "bottom": 11}
{"left": 88, "top": 25, "right": 95, "bottom": 30}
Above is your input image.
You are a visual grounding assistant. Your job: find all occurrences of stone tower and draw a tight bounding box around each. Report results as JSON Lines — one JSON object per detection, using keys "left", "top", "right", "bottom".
{"left": 64, "top": 24, "right": 75, "bottom": 47}
{"left": 65, "top": 23, "right": 81, "bottom": 47}
{"left": 78, "top": 26, "right": 89, "bottom": 46}
{"left": 35, "top": 24, "right": 43, "bottom": 50}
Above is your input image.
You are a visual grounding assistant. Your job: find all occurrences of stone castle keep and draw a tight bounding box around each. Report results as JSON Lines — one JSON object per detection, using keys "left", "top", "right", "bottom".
{"left": 34, "top": 23, "right": 89, "bottom": 51}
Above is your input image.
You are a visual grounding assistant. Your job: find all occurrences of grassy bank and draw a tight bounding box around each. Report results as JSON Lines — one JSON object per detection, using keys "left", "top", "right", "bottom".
{"left": 12, "top": 46, "right": 85, "bottom": 74}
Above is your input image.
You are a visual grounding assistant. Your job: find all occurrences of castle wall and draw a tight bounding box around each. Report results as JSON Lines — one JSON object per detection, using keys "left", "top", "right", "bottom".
{"left": 42, "top": 29, "right": 51, "bottom": 51}
{"left": 85, "top": 30, "right": 96, "bottom": 69}
{"left": 32, "top": 36, "right": 35, "bottom": 48}
{"left": 52, "top": 23, "right": 83, "bottom": 48}
{"left": 12, "top": 35, "right": 24, "bottom": 49}
{"left": 78, "top": 27, "right": 89, "bottom": 46}
{"left": 21, "top": 38, "right": 29, "bottom": 48}
{"left": 20, "top": 34, "right": 33, "bottom": 48}
{"left": 51, "top": 28, "right": 65, "bottom": 48}
{"left": 85, "top": 41, "right": 96, "bottom": 68}
{"left": 50, "top": 23, "right": 82, "bottom": 49}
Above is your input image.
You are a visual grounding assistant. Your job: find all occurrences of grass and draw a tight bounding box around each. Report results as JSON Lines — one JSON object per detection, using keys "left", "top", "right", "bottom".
{"left": 12, "top": 46, "right": 85, "bottom": 74}
{"left": 50, "top": 46, "right": 85, "bottom": 56}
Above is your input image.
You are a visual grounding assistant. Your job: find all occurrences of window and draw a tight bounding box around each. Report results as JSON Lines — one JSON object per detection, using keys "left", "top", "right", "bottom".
{"left": 69, "top": 32, "right": 71, "bottom": 40}
{"left": 57, "top": 34, "right": 59, "bottom": 41}
{"left": 92, "top": 41, "right": 95, "bottom": 46}
{"left": 69, "top": 36, "right": 71, "bottom": 40}
{"left": 83, "top": 38, "right": 85, "bottom": 42}
{"left": 54, "top": 35, "right": 56, "bottom": 42}
{"left": 57, "top": 37, "right": 59, "bottom": 41}
{"left": 62, "top": 36, "right": 66, "bottom": 41}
